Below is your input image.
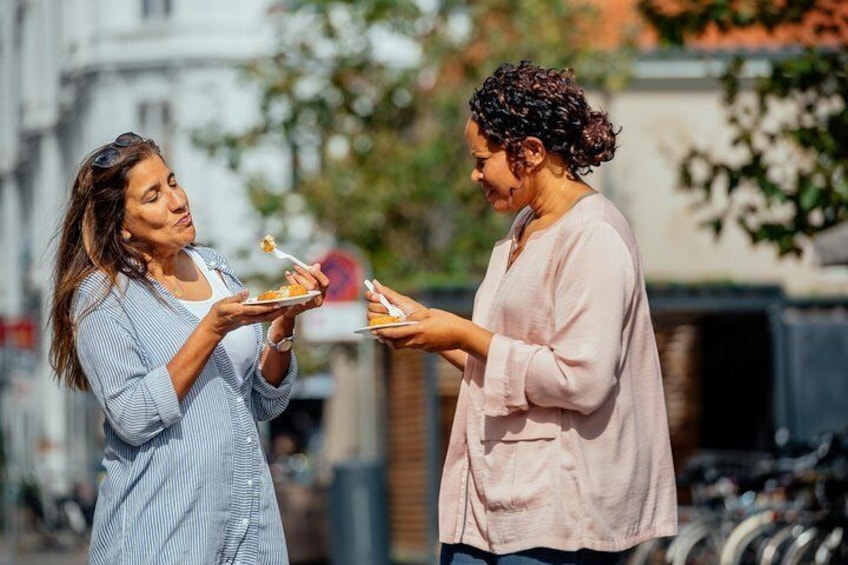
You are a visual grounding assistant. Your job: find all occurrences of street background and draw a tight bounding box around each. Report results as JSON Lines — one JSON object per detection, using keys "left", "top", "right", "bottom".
{"left": 2, "top": 1, "right": 848, "bottom": 563}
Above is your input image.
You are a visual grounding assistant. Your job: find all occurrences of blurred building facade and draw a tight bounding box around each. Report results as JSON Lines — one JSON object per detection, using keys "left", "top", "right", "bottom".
{"left": 0, "top": 0, "right": 284, "bottom": 498}
{"left": 1, "top": 2, "right": 847, "bottom": 561}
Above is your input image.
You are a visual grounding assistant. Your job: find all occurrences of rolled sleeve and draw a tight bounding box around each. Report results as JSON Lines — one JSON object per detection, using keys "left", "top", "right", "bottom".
{"left": 146, "top": 365, "right": 182, "bottom": 428}
{"left": 75, "top": 293, "right": 182, "bottom": 446}
{"left": 252, "top": 353, "right": 298, "bottom": 421}
{"left": 483, "top": 334, "right": 532, "bottom": 416}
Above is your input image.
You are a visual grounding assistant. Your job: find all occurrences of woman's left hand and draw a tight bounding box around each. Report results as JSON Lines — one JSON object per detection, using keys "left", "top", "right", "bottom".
{"left": 277, "top": 263, "right": 330, "bottom": 319}
{"left": 372, "top": 308, "right": 469, "bottom": 352}
{"left": 265, "top": 263, "right": 330, "bottom": 344}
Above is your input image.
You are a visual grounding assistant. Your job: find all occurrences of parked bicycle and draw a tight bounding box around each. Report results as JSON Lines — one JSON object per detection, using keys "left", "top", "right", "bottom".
{"left": 626, "top": 431, "right": 848, "bottom": 565}
{"left": 19, "top": 478, "right": 94, "bottom": 549}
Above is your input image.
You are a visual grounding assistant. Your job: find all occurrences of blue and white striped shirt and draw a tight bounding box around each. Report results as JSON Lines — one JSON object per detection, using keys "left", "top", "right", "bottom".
{"left": 74, "top": 246, "right": 294, "bottom": 564}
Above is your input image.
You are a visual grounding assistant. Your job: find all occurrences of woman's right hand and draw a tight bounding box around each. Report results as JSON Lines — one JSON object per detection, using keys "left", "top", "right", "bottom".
{"left": 203, "top": 290, "right": 285, "bottom": 340}
{"left": 168, "top": 291, "right": 290, "bottom": 401}
{"left": 366, "top": 280, "right": 424, "bottom": 321}
{"left": 367, "top": 280, "right": 474, "bottom": 371}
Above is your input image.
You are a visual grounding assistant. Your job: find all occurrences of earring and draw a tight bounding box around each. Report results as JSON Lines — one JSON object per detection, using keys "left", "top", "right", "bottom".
{"left": 122, "top": 231, "right": 131, "bottom": 242}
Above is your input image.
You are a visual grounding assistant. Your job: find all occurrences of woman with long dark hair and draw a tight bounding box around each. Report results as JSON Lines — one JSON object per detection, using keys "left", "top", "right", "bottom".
{"left": 50, "top": 132, "right": 328, "bottom": 564}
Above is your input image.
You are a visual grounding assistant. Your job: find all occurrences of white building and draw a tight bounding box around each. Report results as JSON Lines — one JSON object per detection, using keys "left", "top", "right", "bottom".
{"left": 2, "top": 0, "right": 846, "bottom": 518}
{"left": 0, "top": 0, "right": 287, "bottom": 497}
{"left": 607, "top": 57, "right": 848, "bottom": 297}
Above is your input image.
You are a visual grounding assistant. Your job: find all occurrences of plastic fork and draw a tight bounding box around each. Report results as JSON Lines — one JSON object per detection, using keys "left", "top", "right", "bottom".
{"left": 269, "top": 247, "right": 311, "bottom": 270}
{"left": 261, "top": 234, "right": 311, "bottom": 270}
{"left": 364, "top": 280, "right": 406, "bottom": 320}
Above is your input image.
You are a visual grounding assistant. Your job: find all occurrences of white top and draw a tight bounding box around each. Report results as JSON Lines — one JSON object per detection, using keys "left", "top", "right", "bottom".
{"left": 179, "top": 248, "right": 257, "bottom": 384}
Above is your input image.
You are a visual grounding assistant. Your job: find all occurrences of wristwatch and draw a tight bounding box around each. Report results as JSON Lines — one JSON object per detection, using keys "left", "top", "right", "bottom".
{"left": 266, "top": 328, "right": 295, "bottom": 353}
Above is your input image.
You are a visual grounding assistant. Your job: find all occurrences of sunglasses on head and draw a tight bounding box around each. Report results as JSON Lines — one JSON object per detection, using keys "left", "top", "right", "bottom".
{"left": 91, "top": 132, "right": 145, "bottom": 169}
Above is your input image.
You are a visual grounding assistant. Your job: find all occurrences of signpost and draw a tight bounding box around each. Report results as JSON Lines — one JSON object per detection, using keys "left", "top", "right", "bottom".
{"left": 300, "top": 249, "right": 388, "bottom": 564}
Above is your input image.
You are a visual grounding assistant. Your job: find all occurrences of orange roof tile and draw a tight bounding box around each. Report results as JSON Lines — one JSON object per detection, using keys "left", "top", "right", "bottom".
{"left": 592, "top": 0, "right": 848, "bottom": 51}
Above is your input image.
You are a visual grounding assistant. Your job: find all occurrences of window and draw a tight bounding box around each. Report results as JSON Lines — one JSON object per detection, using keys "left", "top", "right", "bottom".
{"left": 141, "top": 0, "right": 172, "bottom": 19}
{"left": 14, "top": 1, "right": 26, "bottom": 48}
{"left": 138, "top": 101, "right": 173, "bottom": 155}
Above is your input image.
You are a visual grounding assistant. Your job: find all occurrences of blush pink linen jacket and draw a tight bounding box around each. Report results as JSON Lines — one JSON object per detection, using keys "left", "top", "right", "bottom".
{"left": 438, "top": 194, "right": 678, "bottom": 554}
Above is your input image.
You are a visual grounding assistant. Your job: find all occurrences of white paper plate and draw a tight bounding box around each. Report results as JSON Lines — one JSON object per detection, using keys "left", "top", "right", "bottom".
{"left": 354, "top": 321, "right": 417, "bottom": 337}
{"left": 244, "top": 290, "right": 321, "bottom": 306}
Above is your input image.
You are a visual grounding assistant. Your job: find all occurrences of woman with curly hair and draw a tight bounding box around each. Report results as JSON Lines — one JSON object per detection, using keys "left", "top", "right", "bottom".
{"left": 366, "top": 61, "right": 677, "bottom": 564}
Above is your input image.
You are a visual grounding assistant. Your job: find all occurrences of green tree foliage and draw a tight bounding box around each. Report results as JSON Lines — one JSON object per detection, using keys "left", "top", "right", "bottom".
{"left": 639, "top": 0, "right": 848, "bottom": 256}
{"left": 195, "top": 0, "right": 635, "bottom": 288}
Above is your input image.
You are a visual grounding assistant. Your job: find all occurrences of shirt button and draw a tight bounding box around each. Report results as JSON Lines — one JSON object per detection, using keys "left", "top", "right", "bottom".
{"left": 239, "top": 396, "right": 245, "bottom": 402}
{"left": 246, "top": 437, "right": 253, "bottom": 444}
{"left": 248, "top": 479, "right": 253, "bottom": 486}
{"left": 242, "top": 518, "right": 249, "bottom": 526}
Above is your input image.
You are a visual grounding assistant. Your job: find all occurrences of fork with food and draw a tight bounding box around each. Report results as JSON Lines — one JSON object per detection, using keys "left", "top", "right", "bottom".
{"left": 261, "top": 235, "right": 311, "bottom": 270}
{"left": 364, "top": 279, "right": 406, "bottom": 321}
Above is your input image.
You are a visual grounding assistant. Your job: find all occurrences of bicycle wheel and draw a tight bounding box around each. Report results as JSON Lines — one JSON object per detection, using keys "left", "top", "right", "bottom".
{"left": 813, "top": 526, "right": 845, "bottom": 565}
{"left": 627, "top": 536, "right": 673, "bottom": 565}
{"left": 757, "top": 523, "right": 801, "bottom": 565}
{"left": 668, "top": 519, "right": 722, "bottom": 565}
{"left": 780, "top": 526, "right": 818, "bottom": 565}
{"left": 720, "top": 510, "right": 778, "bottom": 565}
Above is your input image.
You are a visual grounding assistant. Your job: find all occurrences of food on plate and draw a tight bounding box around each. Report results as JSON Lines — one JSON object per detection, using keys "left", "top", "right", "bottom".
{"left": 369, "top": 314, "right": 401, "bottom": 326}
{"left": 256, "top": 284, "right": 308, "bottom": 301}
{"left": 261, "top": 234, "right": 276, "bottom": 253}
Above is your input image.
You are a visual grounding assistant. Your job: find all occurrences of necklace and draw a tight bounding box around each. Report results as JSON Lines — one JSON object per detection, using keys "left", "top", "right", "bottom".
{"left": 150, "top": 253, "right": 192, "bottom": 298}
{"left": 508, "top": 211, "right": 535, "bottom": 267}
{"left": 165, "top": 281, "right": 184, "bottom": 298}
{"left": 508, "top": 189, "right": 596, "bottom": 264}
{"left": 155, "top": 275, "right": 184, "bottom": 298}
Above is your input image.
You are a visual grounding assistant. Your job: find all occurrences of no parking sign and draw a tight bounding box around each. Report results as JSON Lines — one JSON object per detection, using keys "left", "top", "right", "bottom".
{"left": 300, "top": 248, "right": 368, "bottom": 342}
{"left": 318, "top": 249, "right": 364, "bottom": 302}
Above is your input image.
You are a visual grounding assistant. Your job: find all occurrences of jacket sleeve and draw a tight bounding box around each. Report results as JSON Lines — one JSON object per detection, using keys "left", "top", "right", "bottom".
{"left": 251, "top": 354, "right": 298, "bottom": 422}
{"left": 75, "top": 286, "right": 182, "bottom": 446}
{"left": 483, "top": 221, "right": 636, "bottom": 416}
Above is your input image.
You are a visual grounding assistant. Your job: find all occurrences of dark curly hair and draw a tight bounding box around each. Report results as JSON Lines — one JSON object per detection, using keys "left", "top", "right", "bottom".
{"left": 468, "top": 60, "right": 619, "bottom": 177}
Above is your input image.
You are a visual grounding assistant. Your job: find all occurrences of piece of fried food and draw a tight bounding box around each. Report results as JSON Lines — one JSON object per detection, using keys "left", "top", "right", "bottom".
{"left": 256, "top": 289, "right": 281, "bottom": 301}
{"left": 261, "top": 234, "right": 276, "bottom": 253}
{"left": 369, "top": 314, "right": 401, "bottom": 326}
{"left": 257, "top": 284, "right": 308, "bottom": 301}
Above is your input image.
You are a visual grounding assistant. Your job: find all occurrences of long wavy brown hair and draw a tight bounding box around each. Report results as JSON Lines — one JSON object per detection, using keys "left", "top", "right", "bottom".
{"left": 50, "top": 137, "right": 164, "bottom": 391}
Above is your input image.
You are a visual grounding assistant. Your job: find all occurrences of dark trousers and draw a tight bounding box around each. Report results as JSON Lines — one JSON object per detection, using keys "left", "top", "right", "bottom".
{"left": 440, "top": 543, "right": 623, "bottom": 565}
